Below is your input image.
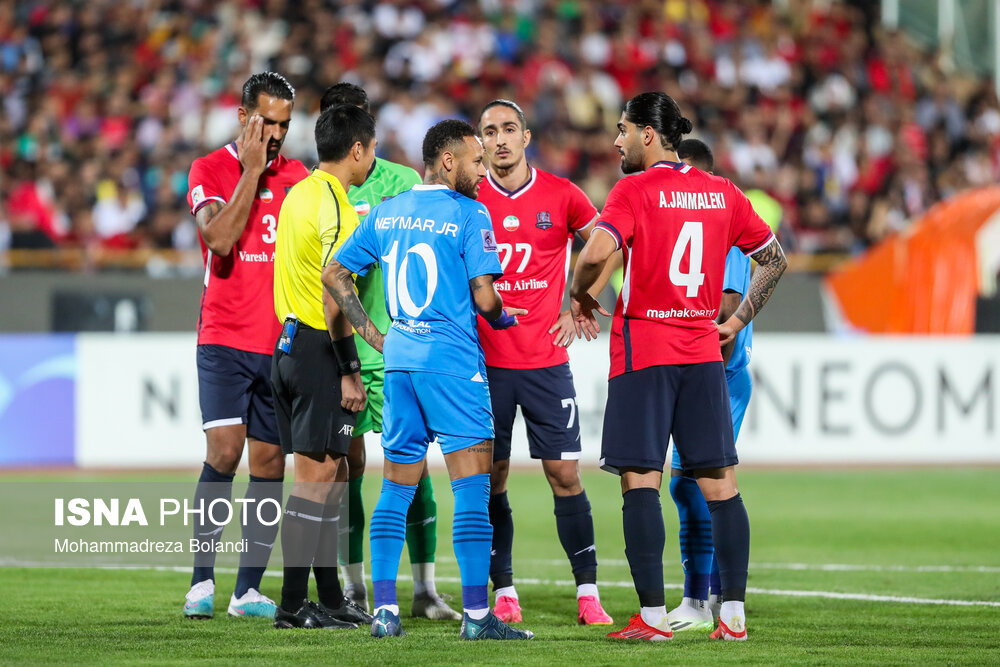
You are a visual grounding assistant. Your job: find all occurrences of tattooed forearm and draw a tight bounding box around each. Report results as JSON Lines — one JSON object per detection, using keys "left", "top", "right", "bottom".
{"left": 323, "top": 261, "right": 385, "bottom": 352}
{"left": 733, "top": 238, "right": 787, "bottom": 327}
{"left": 469, "top": 274, "right": 502, "bottom": 320}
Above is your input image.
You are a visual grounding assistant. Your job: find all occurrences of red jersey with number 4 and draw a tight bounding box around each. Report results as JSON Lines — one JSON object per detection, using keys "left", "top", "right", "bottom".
{"left": 476, "top": 168, "right": 598, "bottom": 369}
{"left": 187, "top": 144, "right": 308, "bottom": 354}
{"left": 595, "top": 161, "right": 773, "bottom": 378}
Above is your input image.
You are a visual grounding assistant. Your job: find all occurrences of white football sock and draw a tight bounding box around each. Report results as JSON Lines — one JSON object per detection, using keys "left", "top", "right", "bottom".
{"left": 342, "top": 562, "right": 366, "bottom": 588}
{"left": 681, "top": 596, "right": 708, "bottom": 610}
{"left": 465, "top": 606, "right": 489, "bottom": 620}
{"left": 411, "top": 562, "right": 437, "bottom": 597}
{"left": 495, "top": 585, "right": 518, "bottom": 600}
{"left": 720, "top": 600, "right": 745, "bottom": 622}
{"left": 375, "top": 604, "right": 399, "bottom": 616}
{"left": 640, "top": 605, "right": 667, "bottom": 627}
{"left": 576, "top": 583, "right": 599, "bottom": 599}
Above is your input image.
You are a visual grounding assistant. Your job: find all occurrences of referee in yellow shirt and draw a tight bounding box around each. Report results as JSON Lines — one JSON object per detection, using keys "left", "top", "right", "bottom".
{"left": 271, "top": 104, "right": 377, "bottom": 630}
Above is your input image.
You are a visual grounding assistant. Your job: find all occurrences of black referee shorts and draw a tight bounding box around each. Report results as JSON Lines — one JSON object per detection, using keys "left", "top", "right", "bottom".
{"left": 270, "top": 322, "right": 355, "bottom": 457}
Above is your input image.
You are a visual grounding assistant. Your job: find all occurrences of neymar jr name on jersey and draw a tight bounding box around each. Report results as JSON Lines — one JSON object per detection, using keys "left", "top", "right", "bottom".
{"left": 373, "top": 214, "right": 459, "bottom": 237}
{"left": 660, "top": 191, "right": 727, "bottom": 210}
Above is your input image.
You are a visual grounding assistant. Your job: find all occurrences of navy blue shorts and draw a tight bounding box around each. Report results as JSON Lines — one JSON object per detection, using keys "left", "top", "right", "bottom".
{"left": 197, "top": 344, "right": 280, "bottom": 445}
{"left": 488, "top": 363, "right": 582, "bottom": 462}
{"left": 601, "top": 362, "right": 736, "bottom": 474}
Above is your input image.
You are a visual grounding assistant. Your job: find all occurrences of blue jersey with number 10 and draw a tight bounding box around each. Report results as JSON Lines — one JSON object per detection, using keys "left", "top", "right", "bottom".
{"left": 334, "top": 184, "right": 503, "bottom": 380}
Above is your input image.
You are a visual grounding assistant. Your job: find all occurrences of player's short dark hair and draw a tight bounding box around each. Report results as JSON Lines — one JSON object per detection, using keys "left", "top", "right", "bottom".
{"left": 422, "top": 119, "right": 477, "bottom": 167}
{"left": 676, "top": 138, "right": 714, "bottom": 172}
{"left": 241, "top": 71, "right": 295, "bottom": 109}
{"left": 320, "top": 82, "right": 369, "bottom": 113}
{"left": 316, "top": 104, "right": 376, "bottom": 162}
{"left": 479, "top": 99, "right": 527, "bottom": 131}
{"left": 624, "top": 91, "right": 693, "bottom": 151}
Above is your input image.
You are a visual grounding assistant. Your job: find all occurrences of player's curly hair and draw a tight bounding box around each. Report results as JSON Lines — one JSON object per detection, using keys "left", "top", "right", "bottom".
{"left": 624, "top": 92, "right": 693, "bottom": 151}
{"left": 422, "top": 119, "right": 477, "bottom": 167}
{"left": 241, "top": 71, "right": 295, "bottom": 109}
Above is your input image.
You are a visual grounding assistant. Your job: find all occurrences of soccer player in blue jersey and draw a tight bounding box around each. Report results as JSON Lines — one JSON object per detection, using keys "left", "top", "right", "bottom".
{"left": 665, "top": 138, "right": 755, "bottom": 633}
{"left": 323, "top": 119, "right": 534, "bottom": 641}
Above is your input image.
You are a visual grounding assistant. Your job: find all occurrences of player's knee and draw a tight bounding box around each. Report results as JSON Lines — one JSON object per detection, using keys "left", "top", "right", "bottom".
{"left": 205, "top": 443, "right": 242, "bottom": 475}
{"left": 544, "top": 461, "right": 582, "bottom": 496}
{"left": 490, "top": 458, "right": 510, "bottom": 494}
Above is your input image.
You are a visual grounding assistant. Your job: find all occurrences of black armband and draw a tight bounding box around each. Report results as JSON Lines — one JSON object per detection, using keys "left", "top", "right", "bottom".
{"left": 332, "top": 336, "right": 361, "bottom": 375}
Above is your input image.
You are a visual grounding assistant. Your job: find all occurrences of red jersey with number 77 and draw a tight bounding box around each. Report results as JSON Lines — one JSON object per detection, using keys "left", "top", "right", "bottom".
{"left": 594, "top": 161, "right": 773, "bottom": 379}
{"left": 476, "top": 167, "right": 598, "bottom": 369}
{"left": 187, "top": 143, "right": 309, "bottom": 355}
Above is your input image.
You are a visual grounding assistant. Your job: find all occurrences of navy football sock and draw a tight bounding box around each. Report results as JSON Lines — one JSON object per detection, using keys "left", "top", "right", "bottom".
{"left": 707, "top": 493, "right": 750, "bottom": 603}
{"left": 668, "top": 475, "right": 713, "bottom": 600}
{"left": 452, "top": 474, "right": 492, "bottom": 612}
{"left": 314, "top": 497, "right": 344, "bottom": 609}
{"left": 191, "top": 462, "right": 234, "bottom": 587}
{"left": 553, "top": 491, "right": 598, "bottom": 586}
{"left": 234, "top": 474, "right": 283, "bottom": 598}
{"left": 622, "top": 487, "right": 665, "bottom": 608}
{"left": 370, "top": 479, "right": 417, "bottom": 610}
{"left": 279, "top": 495, "right": 325, "bottom": 612}
{"left": 488, "top": 490, "right": 514, "bottom": 590}
{"left": 710, "top": 557, "right": 721, "bottom": 598}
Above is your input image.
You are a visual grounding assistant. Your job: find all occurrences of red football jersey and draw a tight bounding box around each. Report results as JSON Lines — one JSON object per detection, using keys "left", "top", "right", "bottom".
{"left": 476, "top": 168, "right": 598, "bottom": 369}
{"left": 595, "top": 161, "right": 773, "bottom": 378}
{"left": 187, "top": 143, "right": 309, "bottom": 354}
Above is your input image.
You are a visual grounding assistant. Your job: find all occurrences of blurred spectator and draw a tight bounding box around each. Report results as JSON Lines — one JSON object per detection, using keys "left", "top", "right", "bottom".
{"left": 2, "top": 0, "right": 999, "bottom": 261}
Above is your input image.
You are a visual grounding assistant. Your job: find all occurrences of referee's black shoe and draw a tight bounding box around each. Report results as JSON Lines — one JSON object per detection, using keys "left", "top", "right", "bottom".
{"left": 274, "top": 600, "right": 358, "bottom": 630}
{"left": 323, "top": 596, "right": 375, "bottom": 625}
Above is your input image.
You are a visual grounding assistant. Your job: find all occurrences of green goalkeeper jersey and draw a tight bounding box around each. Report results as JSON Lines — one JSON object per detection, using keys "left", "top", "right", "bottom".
{"left": 347, "top": 158, "right": 422, "bottom": 371}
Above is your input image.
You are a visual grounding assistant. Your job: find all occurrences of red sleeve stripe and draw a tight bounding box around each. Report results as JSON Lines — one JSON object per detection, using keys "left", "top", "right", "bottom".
{"left": 743, "top": 233, "right": 775, "bottom": 257}
{"left": 594, "top": 222, "right": 622, "bottom": 249}
{"left": 191, "top": 196, "right": 226, "bottom": 216}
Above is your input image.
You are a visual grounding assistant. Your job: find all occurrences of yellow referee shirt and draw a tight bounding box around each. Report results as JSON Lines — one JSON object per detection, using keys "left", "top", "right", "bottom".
{"left": 273, "top": 168, "right": 359, "bottom": 331}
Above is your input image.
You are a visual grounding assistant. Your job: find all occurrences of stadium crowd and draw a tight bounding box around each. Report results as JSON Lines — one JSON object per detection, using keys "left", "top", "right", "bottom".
{"left": 2, "top": 0, "right": 999, "bottom": 257}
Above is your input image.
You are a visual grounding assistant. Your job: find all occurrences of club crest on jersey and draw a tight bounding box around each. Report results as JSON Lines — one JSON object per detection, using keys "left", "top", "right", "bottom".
{"left": 536, "top": 211, "right": 552, "bottom": 230}
{"left": 258, "top": 188, "right": 273, "bottom": 203}
{"left": 191, "top": 185, "right": 205, "bottom": 206}
{"left": 354, "top": 200, "right": 371, "bottom": 216}
{"left": 503, "top": 215, "right": 519, "bottom": 231}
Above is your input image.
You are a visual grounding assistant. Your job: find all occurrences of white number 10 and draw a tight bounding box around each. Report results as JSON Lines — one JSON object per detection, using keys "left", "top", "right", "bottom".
{"left": 669, "top": 220, "right": 705, "bottom": 297}
{"left": 382, "top": 240, "right": 439, "bottom": 318}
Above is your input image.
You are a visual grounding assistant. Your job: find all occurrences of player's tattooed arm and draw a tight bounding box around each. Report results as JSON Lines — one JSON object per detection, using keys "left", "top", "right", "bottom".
{"left": 196, "top": 115, "right": 268, "bottom": 257}
{"left": 470, "top": 274, "right": 504, "bottom": 321}
{"left": 719, "top": 238, "right": 787, "bottom": 347}
{"left": 322, "top": 259, "right": 385, "bottom": 353}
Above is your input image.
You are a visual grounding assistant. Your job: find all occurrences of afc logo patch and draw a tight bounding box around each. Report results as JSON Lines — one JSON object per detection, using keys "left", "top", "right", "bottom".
{"left": 482, "top": 229, "right": 498, "bottom": 252}
{"left": 536, "top": 211, "right": 553, "bottom": 230}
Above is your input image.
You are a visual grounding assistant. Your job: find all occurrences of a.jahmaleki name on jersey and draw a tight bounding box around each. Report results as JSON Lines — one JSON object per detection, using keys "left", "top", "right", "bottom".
{"left": 238, "top": 250, "right": 276, "bottom": 263}
{"left": 374, "top": 215, "right": 459, "bottom": 237}
{"left": 660, "top": 191, "right": 727, "bottom": 209}
{"left": 495, "top": 278, "right": 549, "bottom": 292}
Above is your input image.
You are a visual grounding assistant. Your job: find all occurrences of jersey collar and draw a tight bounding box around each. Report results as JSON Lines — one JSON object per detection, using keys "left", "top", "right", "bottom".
{"left": 486, "top": 166, "right": 536, "bottom": 199}
{"left": 412, "top": 184, "right": 449, "bottom": 190}
{"left": 651, "top": 160, "right": 692, "bottom": 172}
{"left": 226, "top": 141, "right": 275, "bottom": 171}
{"left": 311, "top": 167, "right": 347, "bottom": 196}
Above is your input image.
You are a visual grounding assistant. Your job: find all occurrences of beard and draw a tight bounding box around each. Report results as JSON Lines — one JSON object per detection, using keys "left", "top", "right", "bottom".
{"left": 455, "top": 170, "right": 481, "bottom": 199}
{"left": 266, "top": 141, "right": 282, "bottom": 161}
{"left": 620, "top": 150, "right": 643, "bottom": 174}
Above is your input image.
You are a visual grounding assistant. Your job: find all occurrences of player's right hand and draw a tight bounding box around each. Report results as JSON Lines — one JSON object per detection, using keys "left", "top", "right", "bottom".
{"left": 236, "top": 114, "right": 268, "bottom": 175}
{"left": 489, "top": 307, "right": 527, "bottom": 330}
{"left": 341, "top": 372, "right": 367, "bottom": 413}
{"left": 570, "top": 293, "right": 610, "bottom": 341}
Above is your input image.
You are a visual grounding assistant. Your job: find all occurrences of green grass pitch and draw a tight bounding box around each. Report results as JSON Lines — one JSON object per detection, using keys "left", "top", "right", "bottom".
{"left": 1, "top": 467, "right": 998, "bottom": 665}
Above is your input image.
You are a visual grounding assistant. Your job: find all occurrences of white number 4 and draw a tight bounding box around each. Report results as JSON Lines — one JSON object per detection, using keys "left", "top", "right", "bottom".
{"left": 669, "top": 220, "right": 705, "bottom": 297}
{"left": 561, "top": 397, "right": 577, "bottom": 428}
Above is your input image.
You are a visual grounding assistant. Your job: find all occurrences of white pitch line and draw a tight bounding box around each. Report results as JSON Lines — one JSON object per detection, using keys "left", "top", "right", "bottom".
{"left": 436, "top": 557, "right": 1000, "bottom": 574}
{"left": 2, "top": 560, "right": 998, "bottom": 608}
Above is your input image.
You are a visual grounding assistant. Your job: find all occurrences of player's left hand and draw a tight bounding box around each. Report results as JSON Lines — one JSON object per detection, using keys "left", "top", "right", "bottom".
{"left": 717, "top": 317, "right": 744, "bottom": 348}
{"left": 549, "top": 309, "right": 577, "bottom": 348}
{"left": 570, "top": 293, "right": 610, "bottom": 341}
{"left": 341, "top": 372, "right": 367, "bottom": 413}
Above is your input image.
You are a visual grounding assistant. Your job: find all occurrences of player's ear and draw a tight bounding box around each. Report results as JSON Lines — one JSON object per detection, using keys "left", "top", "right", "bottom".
{"left": 441, "top": 150, "right": 454, "bottom": 172}
{"left": 523, "top": 128, "right": 532, "bottom": 148}
{"left": 237, "top": 106, "right": 249, "bottom": 127}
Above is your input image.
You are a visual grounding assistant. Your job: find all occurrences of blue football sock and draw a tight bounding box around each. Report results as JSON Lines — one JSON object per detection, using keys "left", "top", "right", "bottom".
{"left": 451, "top": 473, "right": 491, "bottom": 611}
{"left": 488, "top": 491, "right": 514, "bottom": 590}
{"left": 622, "top": 487, "right": 665, "bottom": 608}
{"left": 235, "top": 474, "right": 283, "bottom": 598}
{"left": 370, "top": 478, "right": 416, "bottom": 609}
{"left": 668, "top": 475, "right": 713, "bottom": 601}
{"left": 191, "top": 462, "right": 234, "bottom": 587}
